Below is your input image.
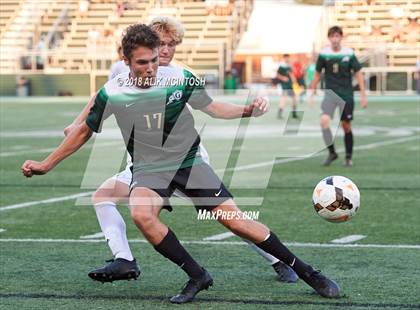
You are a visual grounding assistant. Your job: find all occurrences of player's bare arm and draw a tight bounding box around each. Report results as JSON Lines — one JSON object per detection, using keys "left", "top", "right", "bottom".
{"left": 22, "top": 122, "right": 93, "bottom": 177}
{"left": 355, "top": 70, "right": 368, "bottom": 108}
{"left": 202, "top": 97, "right": 269, "bottom": 119}
{"left": 64, "top": 93, "right": 98, "bottom": 136}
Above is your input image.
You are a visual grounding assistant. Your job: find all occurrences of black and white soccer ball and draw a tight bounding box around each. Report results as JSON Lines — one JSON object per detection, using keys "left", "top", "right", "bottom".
{"left": 312, "top": 176, "right": 360, "bottom": 223}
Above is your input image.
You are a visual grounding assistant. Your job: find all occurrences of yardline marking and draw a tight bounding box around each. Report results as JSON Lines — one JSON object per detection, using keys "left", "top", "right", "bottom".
{"left": 0, "top": 192, "right": 93, "bottom": 212}
{"left": 1, "top": 135, "right": 418, "bottom": 212}
{"left": 331, "top": 235, "right": 367, "bottom": 244}
{"left": 0, "top": 238, "right": 419, "bottom": 250}
{"left": 0, "top": 229, "right": 6, "bottom": 233}
{"left": 203, "top": 232, "right": 235, "bottom": 241}
{"left": 79, "top": 232, "right": 104, "bottom": 239}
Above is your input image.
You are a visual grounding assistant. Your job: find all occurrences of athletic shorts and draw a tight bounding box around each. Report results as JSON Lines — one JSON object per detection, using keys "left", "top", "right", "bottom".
{"left": 321, "top": 96, "right": 354, "bottom": 121}
{"left": 130, "top": 163, "right": 233, "bottom": 212}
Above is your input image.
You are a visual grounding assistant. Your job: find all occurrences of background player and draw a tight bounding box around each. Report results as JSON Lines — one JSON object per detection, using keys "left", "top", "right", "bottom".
{"left": 276, "top": 54, "right": 298, "bottom": 119}
{"left": 65, "top": 16, "right": 297, "bottom": 283}
{"left": 309, "top": 26, "right": 368, "bottom": 167}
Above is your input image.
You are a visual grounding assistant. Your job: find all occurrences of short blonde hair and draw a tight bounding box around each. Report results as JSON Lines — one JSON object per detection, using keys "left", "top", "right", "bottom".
{"left": 149, "top": 16, "right": 185, "bottom": 44}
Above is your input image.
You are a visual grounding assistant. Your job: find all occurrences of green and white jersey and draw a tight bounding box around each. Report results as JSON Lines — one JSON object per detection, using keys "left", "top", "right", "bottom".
{"left": 316, "top": 46, "right": 362, "bottom": 101}
{"left": 86, "top": 66, "right": 213, "bottom": 172}
{"left": 277, "top": 62, "right": 293, "bottom": 89}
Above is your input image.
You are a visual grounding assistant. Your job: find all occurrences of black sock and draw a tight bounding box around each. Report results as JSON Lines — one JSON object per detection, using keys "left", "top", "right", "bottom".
{"left": 344, "top": 131, "right": 353, "bottom": 159}
{"left": 154, "top": 229, "right": 204, "bottom": 279}
{"left": 256, "top": 232, "right": 314, "bottom": 279}
{"left": 322, "top": 128, "right": 335, "bottom": 154}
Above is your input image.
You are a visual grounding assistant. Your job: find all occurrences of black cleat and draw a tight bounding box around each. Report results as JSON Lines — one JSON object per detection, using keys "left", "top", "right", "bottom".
{"left": 323, "top": 152, "right": 338, "bottom": 166}
{"left": 88, "top": 258, "right": 140, "bottom": 283}
{"left": 292, "top": 111, "right": 299, "bottom": 119}
{"left": 272, "top": 261, "right": 298, "bottom": 283}
{"left": 170, "top": 268, "right": 213, "bottom": 304}
{"left": 302, "top": 269, "right": 340, "bottom": 298}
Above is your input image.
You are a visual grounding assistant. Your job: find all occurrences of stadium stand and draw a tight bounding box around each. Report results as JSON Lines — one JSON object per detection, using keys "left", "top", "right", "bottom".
{"left": 327, "top": 0, "right": 420, "bottom": 67}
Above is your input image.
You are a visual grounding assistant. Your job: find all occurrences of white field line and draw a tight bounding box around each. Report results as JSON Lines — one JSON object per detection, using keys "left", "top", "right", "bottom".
{"left": 0, "top": 192, "right": 93, "bottom": 212}
{"left": 0, "top": 238, "right": 418, "bottom": 249}
{"left": 331, "top": 235, "right": 367, "bottom": 244}
{"left": 203, "top": 232, "right": 235, "bottom": 241}
{"left": 79, "top": 232, "right": 104, "bottom": 239}
{"left": 1, "top": 135, "right": 417, "bottom": 212}
{"left": 0, "top": 229, "right": 6, "bottom": 233}
{"left": 221, "top": 135, "right": 419, "bottom": 172}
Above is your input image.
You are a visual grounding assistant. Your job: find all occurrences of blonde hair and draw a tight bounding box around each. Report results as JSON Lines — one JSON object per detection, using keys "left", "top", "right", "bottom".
{"left": 149, "top": 16, "right": 185, "bottom": 44}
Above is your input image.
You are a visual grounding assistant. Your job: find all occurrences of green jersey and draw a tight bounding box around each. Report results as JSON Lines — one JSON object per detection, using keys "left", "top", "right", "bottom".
{"left": 316, "top": 47, "right": 362, "bottom": 101}
{"left": 277, "top": 62, "right": 293, "bottom": 89}
{"left": 86, "top": 66, "right": 213, "bottom": 172}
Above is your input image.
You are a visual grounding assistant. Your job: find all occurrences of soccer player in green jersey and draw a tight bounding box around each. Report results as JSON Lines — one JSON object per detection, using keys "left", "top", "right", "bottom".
{"left": 65, "top": 17, "right": 297, "bottom": 283}
{"left": 310, "top": 26, "right": 368, "bottom": 167}
{"left": 22, "top": 24, "right": 340, "bottom": 304}
{"left": 276, "top": 54, "right": 298, "bottom": 119}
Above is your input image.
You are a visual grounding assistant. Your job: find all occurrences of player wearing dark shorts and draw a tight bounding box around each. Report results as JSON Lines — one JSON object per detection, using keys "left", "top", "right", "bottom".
{"left": 22, "top": 24, "right": 340, "bottom": 304}
{"left": 276, "top": 54, "right": 298, "bottom": 119}
{"left": 310, "top": 26, "right": 368, "bottom": 167}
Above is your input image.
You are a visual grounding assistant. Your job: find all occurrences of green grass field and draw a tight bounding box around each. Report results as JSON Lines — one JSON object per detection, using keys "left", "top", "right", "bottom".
{"left": 0, "top": 95, "right": 419, "bottom": 309}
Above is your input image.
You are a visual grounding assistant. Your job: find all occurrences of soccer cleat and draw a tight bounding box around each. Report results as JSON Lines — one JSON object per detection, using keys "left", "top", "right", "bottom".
{"left": 88, "top": 258, "right": 140, "bottom": 283}
{"left": 322, "top": 152, "right": 338, "bottom": 166}
{"left": 170, "top": 268, "right": 213, "bottom": 304}
{"left": 344, "top": 158, "right": 353, "bottom": 167}
{"left": 292, "top": 111, "right": 299, "bottom": 119}
{"left": 272, "top": 261, "right": 298, "bottom": 283}
{"left": 302, "top": 269, "right": 340, "bottom": 298}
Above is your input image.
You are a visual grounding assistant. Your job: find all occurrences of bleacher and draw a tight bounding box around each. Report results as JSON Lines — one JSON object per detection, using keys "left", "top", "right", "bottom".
{"left": 328, "top": 0, "right": 420, "bottom": 67}
{"left": 0, "top": 0, "right": 253, "bottom": 76}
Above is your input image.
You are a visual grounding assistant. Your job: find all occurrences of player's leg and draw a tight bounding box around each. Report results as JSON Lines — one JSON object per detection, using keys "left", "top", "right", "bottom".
{"left": 320, "top": 98, "right": 338, "bottom": 166}
{"left": 129, "top": 185, "right": 212, "bottom": 304}
{"left": 88, "top": 173, "right": 140, "bottom": 282}
{"left": 278, "top": 93, "right": 287, "bottom": 119}
{"left": 341, "top": 100, "right": 355, "bottom": 167}
{"left": 290, "top": 91, "right": 298, "bottom": 118}
{"left": 243, "top": 238, "right": 298, "bottom": 282}
{"left": 214, "top": 202, "right": 340, "bottom": 298}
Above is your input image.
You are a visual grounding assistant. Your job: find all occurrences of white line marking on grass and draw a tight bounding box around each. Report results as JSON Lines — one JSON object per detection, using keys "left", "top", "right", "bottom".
{"left": 0, "top": 229, "right": 6, "bottom": 233}
{"left": 0, "top": 192, "right": 93, "bottom": 212}
{"left": 331, "top": 235, "right": 366, "bottom": 244}
{"left": 80, "top": 232, "right": 104, "bottom": 239}
{"left": 203, "top": 232, "right": 235, "bottom": 241}
{"left": 221, "top": 135, "right": 419, "bottom": 172}
{"left": 0, "top": 238, "right": 419, "bottom": 249}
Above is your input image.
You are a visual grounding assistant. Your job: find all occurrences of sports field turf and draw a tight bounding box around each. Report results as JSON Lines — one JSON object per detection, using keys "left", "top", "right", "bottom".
{"left": 1, "top": 95, "right": 419, "bottom": 309}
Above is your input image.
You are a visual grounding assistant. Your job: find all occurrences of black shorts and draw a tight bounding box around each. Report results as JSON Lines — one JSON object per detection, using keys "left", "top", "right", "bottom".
{"left": 321, "top": 96, "right": 354, "bottom": 121}
{"left": 130, "top": 163, "right": 233, "bottom": 212}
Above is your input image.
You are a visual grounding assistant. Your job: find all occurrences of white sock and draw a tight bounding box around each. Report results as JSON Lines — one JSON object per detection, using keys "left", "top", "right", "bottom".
{"left": 242, "top": 238, "right": 280, "bottom": 265}
{"left": 94, "top": 202, "right": 134, "bottom": 261}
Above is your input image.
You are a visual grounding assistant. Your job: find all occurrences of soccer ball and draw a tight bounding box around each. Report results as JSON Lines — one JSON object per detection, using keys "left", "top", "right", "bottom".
{"left": 312, "top": 176, "right": 360, "bottom": 223}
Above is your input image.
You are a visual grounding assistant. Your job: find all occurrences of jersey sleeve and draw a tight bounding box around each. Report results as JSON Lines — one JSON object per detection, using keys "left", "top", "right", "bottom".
{"left": 350, "top": 54, "right": 362, "bottom": 72}
{"left": 183, "top": 69, "right": 213, "bottom": 110}
{"left": 315, "top": 55, "right": 325, "bottom": 73}
{"left": 86, "top": 87, "right": 113, "bottom": 133}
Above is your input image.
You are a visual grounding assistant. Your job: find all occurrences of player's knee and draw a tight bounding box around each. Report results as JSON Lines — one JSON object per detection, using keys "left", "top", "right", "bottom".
{"left": 92, "top": 188, "right": 112, "bottom": 206}
{"left": 342, "top": 121, "right": 352, "bottom": 133}
{"left": 320, "top": 114, "right": 330, "bottom": 128}
{"left": 130, "top": 206, "right": 156, "bottom": 229}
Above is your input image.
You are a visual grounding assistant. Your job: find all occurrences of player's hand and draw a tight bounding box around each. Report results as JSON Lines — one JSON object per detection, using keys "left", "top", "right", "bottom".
{"left": 360, "top": 94, "right": 368, "bottom": 109}
{"left": 21, "top": 160, "right": 51, "bottom": 178}
{"left": 307, "top": 90, "right": 316, "bottom": 108}
{"left": 64, "top": 123, "right": 78, "bottom": 136}
{"left": 246, "top": 96, "right": 269, "bottom": 117}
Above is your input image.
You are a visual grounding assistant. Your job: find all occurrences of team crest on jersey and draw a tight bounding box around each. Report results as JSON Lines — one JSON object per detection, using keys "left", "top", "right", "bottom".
{"left": 167, "top": 90, "right": 183, "bottom": 105}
